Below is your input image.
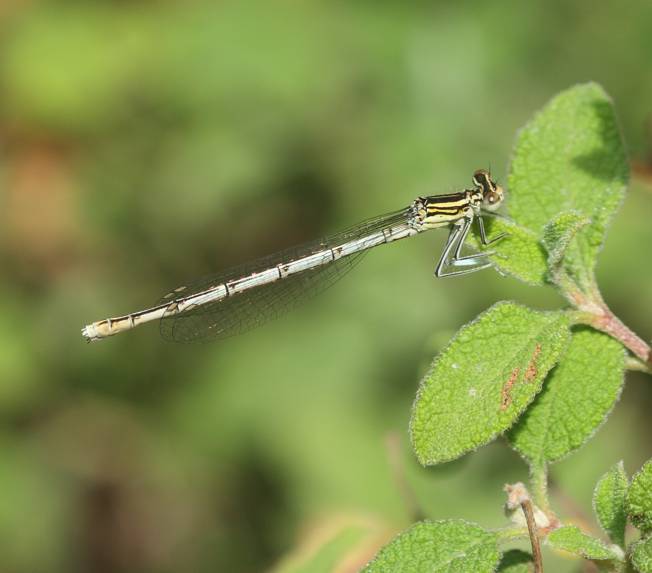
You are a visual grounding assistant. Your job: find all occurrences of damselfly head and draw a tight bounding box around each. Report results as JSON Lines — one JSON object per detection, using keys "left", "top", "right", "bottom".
{"left": 473, "top": 169, "right": 504, "bottom": 212}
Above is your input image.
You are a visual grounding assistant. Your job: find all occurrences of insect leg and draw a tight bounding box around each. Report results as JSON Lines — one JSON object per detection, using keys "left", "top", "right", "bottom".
{"left": 477, "top": 213, "right": 507, "bottom": 246}
{"left": 435, "top": 216, "right": 493, "bottom": 277}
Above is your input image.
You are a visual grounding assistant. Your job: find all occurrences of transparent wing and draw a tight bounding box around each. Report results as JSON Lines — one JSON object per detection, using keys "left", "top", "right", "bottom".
{"left": 158, "top": 207, "right": 412, "bottom": 343}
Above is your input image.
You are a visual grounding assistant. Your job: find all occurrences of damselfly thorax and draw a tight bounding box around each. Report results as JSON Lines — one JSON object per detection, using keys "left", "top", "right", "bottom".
{"left": 82, "top": 169, "right": 506, "bottom": 343}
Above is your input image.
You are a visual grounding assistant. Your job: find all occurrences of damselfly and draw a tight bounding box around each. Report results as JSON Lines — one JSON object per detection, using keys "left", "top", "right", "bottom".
{"left": 82, "top": 170, "right": 506, "bottom": 343}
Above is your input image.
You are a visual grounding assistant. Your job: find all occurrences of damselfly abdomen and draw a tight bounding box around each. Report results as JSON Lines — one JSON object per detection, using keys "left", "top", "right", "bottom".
{"left": 82, "top": 170, "right": 505, "bottom": 343}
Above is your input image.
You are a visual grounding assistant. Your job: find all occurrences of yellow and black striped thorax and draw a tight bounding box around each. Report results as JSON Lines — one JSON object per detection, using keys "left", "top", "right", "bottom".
{"left": 413, "top": 189, "right": 481, "bottom": 229}
{"left": 409, "top": 170, "right": 504, "bottom": 230}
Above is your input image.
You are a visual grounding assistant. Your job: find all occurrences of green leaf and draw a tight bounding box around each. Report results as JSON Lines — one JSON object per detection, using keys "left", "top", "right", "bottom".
{"left": 496, "top": 549, "right": 533, "bottom": 572}
{"left": 541, "top": 211, "right": 591, "bottom": 283}
{"left": 361, "top": 520, "right": 500, "bottom": 573}
{"left": 411, "top": 302, "right": 570, "bottom": 465}
{"left": 627, "top": 460, "right": 652, "bottom": 533}
{"left": 508, "top": 329, "right": 624, "bottom": 466}
{"left": 593, "top": 461, "right": 629, "bottom": 547}
{"left": 471, "top": 217, "right": 548, "bottom": 285}
{"left": 546, "top": 525, "right": 621, "bottom": 561}
{"left": 631, "top": 536, "right": 652, "bottom": 573}
{"left": 507, "top": 83, "right": 628, "bottom": 289}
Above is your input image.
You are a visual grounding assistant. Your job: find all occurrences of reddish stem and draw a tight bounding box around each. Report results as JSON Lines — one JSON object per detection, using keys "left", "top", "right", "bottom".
{"left": 521, "top": 499, "right": 544, "bottom": 573}
{"left": 591, "top": 309, "right": 650, "bottom": 364}
{"left": 566, "top": 285, "right": 651, "bottom": 366}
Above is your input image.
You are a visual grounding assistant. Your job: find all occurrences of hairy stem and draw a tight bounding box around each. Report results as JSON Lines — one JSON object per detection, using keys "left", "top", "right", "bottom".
{"left": 592, "top": 309, "right": 650, "bottom": 363}
{"left": 530, "top": 463, "right": 552, "bottom": 516}
{"left": 566, "top": 282, "right": 651, "bottom": 366}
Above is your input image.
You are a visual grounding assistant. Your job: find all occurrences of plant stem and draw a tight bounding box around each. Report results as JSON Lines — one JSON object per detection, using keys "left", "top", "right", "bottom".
{"left": 591, "top": 309, "right": 650, "bottom": 364}
{"left": 566, "top": 283, "right": 651, "bottom": 366}
{"left": 521, "top": 499, "right": 544, "bottom": 573}
{"left": 530, "top": 463, "right": 552, "bottom": 516}
{"left": 625, "top": 356, "right": 652, "bottom": 373}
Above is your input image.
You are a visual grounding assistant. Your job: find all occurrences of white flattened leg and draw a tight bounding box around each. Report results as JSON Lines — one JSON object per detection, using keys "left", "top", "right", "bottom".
{"left": 434, "top": 216, "right": 493, "bottom": 278}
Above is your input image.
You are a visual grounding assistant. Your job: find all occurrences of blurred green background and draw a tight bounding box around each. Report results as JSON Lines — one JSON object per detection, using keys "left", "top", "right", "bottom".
{"left": 1, "top": 1, "right": 652, "bottom": 572}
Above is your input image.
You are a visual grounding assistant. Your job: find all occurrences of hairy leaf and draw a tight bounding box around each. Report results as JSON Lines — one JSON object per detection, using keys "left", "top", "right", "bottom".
{"left": 471, "top": 217, "right": 548, "bottom": 285}
{"left": 411, "top": 302, "right": 570, "bottom": 465}
{"left": 496, "top": 549, "right": 533, "bottom": 572}
{"left": 631, "top": 536, "right": 652, "bottom": 573}
{"left": 505, "top": 83, "right": 628, "bottom": 288}
{"left": 508, "top": 329, "right": 624, "bottom": 466}
{"left": 593, "top": 461, "right": 628, "bottom": 547}
{"left": 627, "top": 460, "right": 652, "bottom": 533}
{"left": 546, "top": 525, "right": 620, "bottom": 561}
{"left": 542, "top": 211, "right": 591, "bottom": 283}
{"left": 362, "top": 520, "right": 499, "bottom": 573}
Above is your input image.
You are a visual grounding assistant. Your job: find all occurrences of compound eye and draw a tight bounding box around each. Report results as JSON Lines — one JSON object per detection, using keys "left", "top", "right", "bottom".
{"left": 489, "top": 191, "right": 503, "bottom": 205}
{"left": 473, "top": 170, "right": 486, "bottom": 186}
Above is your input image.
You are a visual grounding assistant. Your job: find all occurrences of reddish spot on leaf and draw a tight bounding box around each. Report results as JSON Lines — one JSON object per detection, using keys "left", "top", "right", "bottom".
{"left": 525, "top": 344, "right": 542, "bottom": 382}
{"left": 501, "top": 367, "right": 520, "bottom": 411}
